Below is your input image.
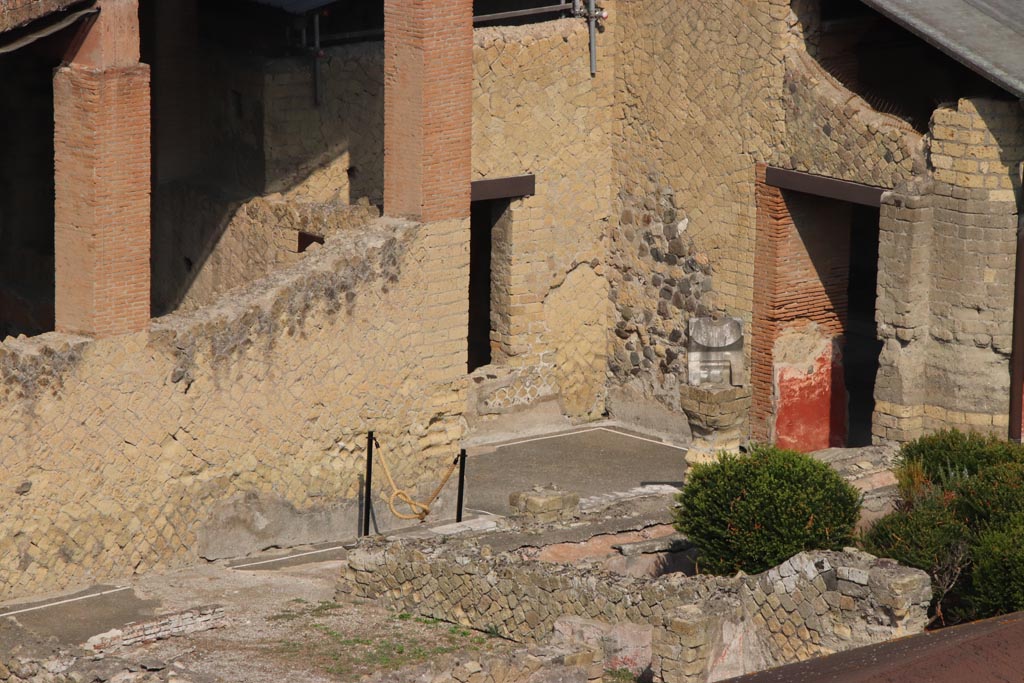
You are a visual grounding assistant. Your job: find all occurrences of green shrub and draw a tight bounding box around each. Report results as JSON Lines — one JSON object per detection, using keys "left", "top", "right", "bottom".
{"left": 862, "top": 492, "right": 970, "bottom": 616}
{"left": 675, "top": 445, "right": 862, "bottom": 575}
{"left": 952, "top": 462, "right": 1024, "bottom": 530}
{"left": 866, "top": 431, "right": 1024, "bottom": 624}
{"left": 897, "top": 429, "right": 1024, "bottom": 489}
{"left": 971, "top": 515, "right": 1024, "bottom": 617}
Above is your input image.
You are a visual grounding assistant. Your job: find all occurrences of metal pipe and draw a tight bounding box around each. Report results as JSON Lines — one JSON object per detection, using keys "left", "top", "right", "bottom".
{"left": 318, "top": 4, "right": 574, "bottom": 46}
{"left": 362, "top": 431, "right": 375, "bottom": 536}
{"left": 587, "top": 0, "right": 597, "bottom": 77}
{"left": 1009, "top": 165, "right": 1024, "bottom": 441}
{"left": 473, "top": 3, "right": 572, "bottom": 24}
{"left": 455, "top": 449, "right": 467, "bottom": 523}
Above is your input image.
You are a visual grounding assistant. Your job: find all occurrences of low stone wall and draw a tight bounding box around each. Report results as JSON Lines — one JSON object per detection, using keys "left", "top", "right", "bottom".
{"left": 83, "top": 605, "right": 226, "bottom": 656}
{"left": 340, "top": 509, "right": 931, "bottom": 682}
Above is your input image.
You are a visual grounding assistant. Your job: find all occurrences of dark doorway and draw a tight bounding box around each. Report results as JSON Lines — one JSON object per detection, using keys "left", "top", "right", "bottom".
{"left": 468, "top": 199, "right": 508, "bottom": 372}
{"left": 0, "top": 49, "right": 58, "bottom": 339}
{"left": 845, "top": 204, "right": 882, "bottom": 446}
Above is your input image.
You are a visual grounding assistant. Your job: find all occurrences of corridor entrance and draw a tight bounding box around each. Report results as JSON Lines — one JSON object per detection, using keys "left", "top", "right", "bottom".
{"left": 752, "top": 166, "right": 883, "bottom": 451}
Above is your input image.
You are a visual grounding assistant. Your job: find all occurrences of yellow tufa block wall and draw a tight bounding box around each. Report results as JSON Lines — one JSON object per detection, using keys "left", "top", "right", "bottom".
{"left": 0, "top": 218, "right": 469, "bottom": 599}
{"left": 470, "top": 19, "right": 613, "bottom": 420}
{"left": 873, "top": 98, "right": 1024, "bottom": 443}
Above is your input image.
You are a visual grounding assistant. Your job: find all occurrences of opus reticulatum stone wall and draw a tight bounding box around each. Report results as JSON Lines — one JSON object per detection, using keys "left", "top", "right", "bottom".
{"left": 342, "top": 517, "right": 931, "bottom": 683}
{"left": 0, "top": 217, "right": 468, "bottom": 599}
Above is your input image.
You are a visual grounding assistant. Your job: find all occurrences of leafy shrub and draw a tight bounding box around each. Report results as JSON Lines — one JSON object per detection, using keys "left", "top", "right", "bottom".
{"left": 675, "top": 445, "right": 862, "bottom": 575}
{"left": 862, "top": 492, "right": 970, "bottom": 616}
{"left": 952, "top": 462, "right": 1024, "bottom": 530}
{"left": 897, "top": 429, "right": 1024, "bottom": 488}
{"left": 866, "top": 430, "right": 1024, "bottom": 624}
{"left": 971, "top": 515, "right": 1024, "bottom": 616}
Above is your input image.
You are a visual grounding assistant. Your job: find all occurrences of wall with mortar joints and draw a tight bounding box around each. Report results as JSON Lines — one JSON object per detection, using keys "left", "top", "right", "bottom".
{"left": 870, "top": 98, "right": 1024, "bottom": 443}
{"left": 777, "top": 49, "right": 924, "bottom": 187}
{"left": 0, "top": 217, "right": 469, "bottom": 600}
{"left": 342, "top": 537, "right": 930, "bottom": 682}
{"left": 176, "top": 21, "right": 611, "bottom": 420}
{"left": 609, "top": 0, "right": 786, "bottom": 429}
{"left": 471, "top": 18, "right": 613, "bottom": 420}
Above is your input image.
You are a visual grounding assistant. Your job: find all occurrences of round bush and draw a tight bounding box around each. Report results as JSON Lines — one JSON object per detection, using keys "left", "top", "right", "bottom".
{"left": 953, "top": 462, "right": 1024, "bottom": 530}
{"left": 898, "top": 429, "right": 1024, "bottom": 487}
{"left": 674, "top": 445, "right": 862, "bottom": 575}
{"left": 862, "top": 492, "right": 970, "bottom": 615}
{"left": 971, "top": 516, "right": 1024, "bottom": 617}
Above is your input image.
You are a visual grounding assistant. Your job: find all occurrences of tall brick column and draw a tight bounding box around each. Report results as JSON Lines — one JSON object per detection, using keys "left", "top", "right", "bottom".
{"left": 383, "top": 0, "right": 473, "bottom": 222}
{"left": 54, "top": 0, "right": 151, "bottom": 337}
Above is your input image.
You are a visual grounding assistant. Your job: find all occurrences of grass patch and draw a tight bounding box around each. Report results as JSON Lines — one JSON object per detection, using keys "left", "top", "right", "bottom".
{"left": 266, "top": 599, "right": 506, "bottom": 681}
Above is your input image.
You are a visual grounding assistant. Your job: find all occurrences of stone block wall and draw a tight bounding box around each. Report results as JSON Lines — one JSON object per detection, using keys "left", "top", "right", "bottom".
{"left": 607, "top": 0, "right": 785, "bottom": 430}
{"left": 151, "top": 184, "right": 380, "bottom": 313}
{"left": 177, "top": 20, "right": 612, "bottom": 422}
{"left": 470, "top": 19, "right": 613, "bottom": 421}
{"left": 342, "top": 531, "right": 930, "bottom": 683}
{"left": 0, "top": 216, "right": 469, "bottom": 599}
{"left": 873, "top": 98, "right": 1024, "bottom": 441}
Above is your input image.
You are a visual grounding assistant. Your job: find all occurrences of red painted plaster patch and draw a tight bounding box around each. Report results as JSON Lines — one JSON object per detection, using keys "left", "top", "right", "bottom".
{"left": 775, "top": 343, "right": 846, "bottom": 452}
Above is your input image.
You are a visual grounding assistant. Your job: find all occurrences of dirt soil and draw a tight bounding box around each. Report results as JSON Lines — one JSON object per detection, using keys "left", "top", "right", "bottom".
{"left": 114, "top": 559, "right": 514, "bottom": 683}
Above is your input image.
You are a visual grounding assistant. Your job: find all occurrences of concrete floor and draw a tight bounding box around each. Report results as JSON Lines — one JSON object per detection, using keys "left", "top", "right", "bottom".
{"left": 465, "top": 425, "right": 687, "bottom": 515}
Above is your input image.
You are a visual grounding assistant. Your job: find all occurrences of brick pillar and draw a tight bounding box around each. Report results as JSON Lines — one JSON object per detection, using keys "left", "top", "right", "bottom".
{"left": 751, "top": 165, "right": 851, "bottom": 450}
{"left": 54, "top": 0, "right": 150, "bottom": 337}
{"left": 383, "top": 0, "right": 473, "bottom": 222}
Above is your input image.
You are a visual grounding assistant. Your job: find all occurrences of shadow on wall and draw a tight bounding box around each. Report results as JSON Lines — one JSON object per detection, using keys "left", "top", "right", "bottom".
{"left": 144, "top": 0, "right": 385, "bottom": 315}
{"left": 791, "top": 0, "right": 1005, "bottom": 133}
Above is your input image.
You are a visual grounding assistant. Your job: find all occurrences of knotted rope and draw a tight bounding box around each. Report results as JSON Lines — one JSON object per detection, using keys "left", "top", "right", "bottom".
{"left": 375, "top": 445, "right": 460, "bottom": 521}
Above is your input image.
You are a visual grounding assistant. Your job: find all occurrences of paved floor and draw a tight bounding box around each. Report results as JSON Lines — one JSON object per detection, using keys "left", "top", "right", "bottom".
{"left": 465, "top": 425, "right": 687, "bottom": 515}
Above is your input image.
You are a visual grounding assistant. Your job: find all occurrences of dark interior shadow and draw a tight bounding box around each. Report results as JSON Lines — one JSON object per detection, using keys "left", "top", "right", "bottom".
{"left": 0, "top": 45, "right": 59, "bottom": 337}
{"left": 790, "top": 0, "right": 1004, "bottom": 133}
{"left": 141, "top": 0, "right": 385, "bottom": 315}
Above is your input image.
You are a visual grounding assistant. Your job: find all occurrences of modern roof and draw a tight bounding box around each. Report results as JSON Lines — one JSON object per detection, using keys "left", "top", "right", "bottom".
{"left": 860, "top": 0, "right": 1024, "bottom": 98}
{"left": 719, "top": 611, "right": 1024, "bottom": 683}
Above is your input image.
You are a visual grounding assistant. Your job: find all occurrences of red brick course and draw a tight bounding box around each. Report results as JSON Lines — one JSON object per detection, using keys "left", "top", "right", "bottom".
{"left": 751, "top": 164, "right": 850, "bottom": 446}
{"left": 383, "top": 0, "right": 473, "bottom": 222}
{"left": 54, "top": 63, "right": 151, "bottom": 337}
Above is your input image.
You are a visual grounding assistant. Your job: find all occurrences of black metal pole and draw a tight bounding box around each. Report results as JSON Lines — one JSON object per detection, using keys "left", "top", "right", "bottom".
{"left": 455, "top": 449, "right": 467, "bottom": 523}
{"left": 363, "top": 431, "right": 374, "bottom": 536}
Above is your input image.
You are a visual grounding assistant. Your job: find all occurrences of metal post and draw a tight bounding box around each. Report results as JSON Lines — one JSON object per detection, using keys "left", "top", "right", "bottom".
{"left": 587, "top": 0, "right": 597, "bottom": 77}
{"left": 455, "top": 449, "right": 467, "bottom": 523}
{"left": 363, "top": 431, "right": 374, "bottom": 536}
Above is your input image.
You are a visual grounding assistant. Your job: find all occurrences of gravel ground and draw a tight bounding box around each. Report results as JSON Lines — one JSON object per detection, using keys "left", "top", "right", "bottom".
{"left": 114, "top": 559, "right": 514, "bottom": 683}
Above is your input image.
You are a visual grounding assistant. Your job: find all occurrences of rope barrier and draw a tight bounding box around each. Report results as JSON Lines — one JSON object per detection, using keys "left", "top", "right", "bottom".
{"left": 375, "top": 445, "right": 461, "bottom": 521}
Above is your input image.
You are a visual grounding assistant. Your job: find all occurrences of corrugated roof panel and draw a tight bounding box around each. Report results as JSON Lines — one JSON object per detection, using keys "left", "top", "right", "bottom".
{"left": 860, "top": 0, "right": 1024, "bottom": 98}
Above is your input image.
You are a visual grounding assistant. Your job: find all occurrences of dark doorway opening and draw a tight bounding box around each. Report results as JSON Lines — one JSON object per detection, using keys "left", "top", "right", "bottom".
{"left": 845, "top": 204, "right": 882, "bottom": 446}
{"left": 0, "top": 48, "right": 58, "bottom": 339}
{"left": 468, "top": 198, "right": 508, "bottom": 373}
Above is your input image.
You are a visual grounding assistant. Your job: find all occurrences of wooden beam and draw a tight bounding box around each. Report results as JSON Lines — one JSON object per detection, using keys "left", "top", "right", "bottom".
{"left": 765, "top": 167, "right": 884, "bottom": 207}
{"left": 471, "top": 174, "right": 536, "bottom": 202}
